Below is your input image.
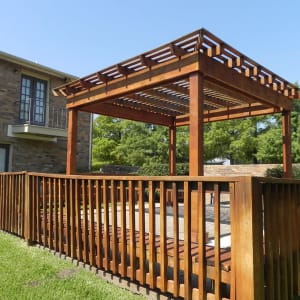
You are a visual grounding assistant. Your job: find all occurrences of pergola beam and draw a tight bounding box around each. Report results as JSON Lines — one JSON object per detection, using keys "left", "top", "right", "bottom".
{"left": 199, "top": 53, "right": 293, "bottom": 110}
{"left": 66, "top": 52, "right": 292, "bottom": 113}
{"left": 175, "top": 104, "right": 280, "bottom": 126}
{"left": 80, "top": 102, "right": 173, "bottom": 126}
{"left": 66, "top": 52, "right": 199, "bottom": 109}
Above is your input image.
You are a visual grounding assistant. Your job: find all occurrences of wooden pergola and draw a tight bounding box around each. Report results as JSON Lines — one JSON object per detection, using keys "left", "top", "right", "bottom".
{"left": 53, "top": 28, "right": 299, "bottom": 177}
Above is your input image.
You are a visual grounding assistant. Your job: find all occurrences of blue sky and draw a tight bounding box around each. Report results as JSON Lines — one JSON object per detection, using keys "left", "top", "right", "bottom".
{"left": 1, "top": 0, "right": 299, "bottom": 83}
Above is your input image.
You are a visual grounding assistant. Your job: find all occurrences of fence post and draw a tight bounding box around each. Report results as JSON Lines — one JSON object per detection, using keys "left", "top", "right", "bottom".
{"left": 24, "top": 173, "right": 33, "bottom": 245}
{"left": 231, "top": 177, "right": 264, "bottom": 300}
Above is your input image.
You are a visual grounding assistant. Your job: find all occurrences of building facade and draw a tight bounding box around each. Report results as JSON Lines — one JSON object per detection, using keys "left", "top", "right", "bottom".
{"left": 0, "top": 51, "right": 91, "bottom": 173}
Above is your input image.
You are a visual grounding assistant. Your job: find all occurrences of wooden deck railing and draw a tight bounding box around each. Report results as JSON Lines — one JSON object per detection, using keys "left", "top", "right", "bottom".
{"left": 0, "top": 172, "right": 300, "bottom": 300}
{"left": 0, "top": 172, "right": 26, "bottom": 236}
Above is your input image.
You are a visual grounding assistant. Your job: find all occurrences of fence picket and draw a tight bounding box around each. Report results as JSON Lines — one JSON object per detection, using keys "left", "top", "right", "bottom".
{"left": 214, "top": 183, "right": 221, "bottom": 300}
{"left": 75, "top": 179, "right": 82, "bottom": 261}
{"left": 138, "top": 180, "right": 146, "bottom": 284}
{"left": 103, "top": 179, "right": 110, "bottom": 270}
{"left": 88, "top": 179, "right": 95, "bottom": 267}
{"left": 128, "top": 180, "right": 136, "bottom": 279}
{"left": 197, "top": 181, "right": 206, "bottom": 300}
{"left": 172, "top": 182, "right": 179, "bottom": 297}
{"left": 148, "top": 180, "right": 156, "bottom": 289}
{"left": 183, "top": 181, "right": 192, "bottom": 299}
{"left": 119, "top": 180, "right": 127, "bottom": 277}
{"left": 58, "top": 178, "right": 64, "bottom": 254}
{"left": 111, "top": 180, "right": 118, "bottom": 273}
{"left": 95, "top": 180, "right": 103, "bottom": 269}
{"left": 3, "top": 172, "right": 300, "bottom": 300}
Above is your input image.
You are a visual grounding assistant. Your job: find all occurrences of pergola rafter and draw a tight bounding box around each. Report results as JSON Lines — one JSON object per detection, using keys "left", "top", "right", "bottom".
{"left": 53, "top": 28, "right": 299, "bottom": 177}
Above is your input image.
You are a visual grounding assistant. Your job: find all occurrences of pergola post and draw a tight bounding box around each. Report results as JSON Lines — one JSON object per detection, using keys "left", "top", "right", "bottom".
{"left": 189, "top": 72, "right": 204, "bottom": 242}
{"left": 282, "top": 110, "right": 292, "bottom": 178}
{"left": 169, "top": 121, "right": 176, "bottom": 176}
{"left": 66, "top": 108, "right": 78, "bottom": 175}
{"left": 189, "top": 72, "right": 204, "bottom": 176}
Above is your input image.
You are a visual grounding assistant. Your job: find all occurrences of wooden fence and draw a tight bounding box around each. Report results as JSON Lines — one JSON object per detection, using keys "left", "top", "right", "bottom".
{"left": 0, "top": 172, "right": 299, "bottom": 300}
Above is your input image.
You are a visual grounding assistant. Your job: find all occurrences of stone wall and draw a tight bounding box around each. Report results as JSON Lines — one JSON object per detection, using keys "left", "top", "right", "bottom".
{"left": 204, "top": 164, "right": 281, "bottom": 177}
{"left": 0, "top": 57, "right": 90, "bottom": 173}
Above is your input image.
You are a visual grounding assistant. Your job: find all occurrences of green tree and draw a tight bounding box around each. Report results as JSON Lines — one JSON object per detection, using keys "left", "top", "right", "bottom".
{"left": 92, "top": 116, "right": 123, "bottom": 166}
{"left": 93, "top": 95, "right": 300, "bottom": 173}
{"left": 204, "top": 118, "right": 264, "bottom": 164}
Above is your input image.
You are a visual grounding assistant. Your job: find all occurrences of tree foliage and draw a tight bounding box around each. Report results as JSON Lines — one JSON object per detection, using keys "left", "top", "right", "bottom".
{"left": 92, "top": 99, "right": 300, "bottom": 173}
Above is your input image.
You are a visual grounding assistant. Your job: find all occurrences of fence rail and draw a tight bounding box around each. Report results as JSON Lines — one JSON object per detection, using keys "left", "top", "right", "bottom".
{"left": 0, "top": 172, "right": 300, "bottom": 300}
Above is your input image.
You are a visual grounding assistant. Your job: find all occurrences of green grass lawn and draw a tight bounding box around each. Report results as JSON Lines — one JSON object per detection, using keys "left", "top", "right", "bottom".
{"left": 0, "top": 231, "right": 145, "bottom": 300}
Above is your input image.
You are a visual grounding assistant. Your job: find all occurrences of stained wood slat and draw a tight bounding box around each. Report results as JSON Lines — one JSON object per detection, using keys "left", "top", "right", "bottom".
{"left": 65, "top": 179, "right": 71, "bottom": 257}
{"left": 274, "top": 184, "right": 281, "bottom": 299}
{"left": 172, "top": 182, "right": 179, "bottom": 297}
{"left": 48, "top": 178, "right": 53, "bottom": 249}
{"left": 264, "top": 183, "right": 274, "bottom": 299}
{"left": 35, "top": 176, "right": 41, "bottom": 242}
{"left": 75, "top": 179, "right": 83, "bottom": 261}
{"left": 197, "top": 182, "right": 206, "bottom": 300}
{"left": 0, "top": 176, "right": 3, "bottom": 229}
{"left": 159, "top": 181, "right": 167, "bottom": 292}
{"left": 11, "top": 175, "right": 16, "bottom": 233}
{"left": 82, "top": 179, "right": 88, "bottom": 263}
{"left": 128, "top": 180, "right": 136, "bottom": 280}
{"left": 148, "top": 181, "right": 156, "bottom": 289}
{"left": 295, "top": 185, "right": 300, "bottom": 295}
{"left": 88, "top": 179, "right": 95, "bottom": 267}
{"left": 214, "top": 183, "right": 221, "bottom": 300}
{"left": 138, "top": 180, "right": 146, "bottom": 284}
{"left": 8, "top": 175, "right": 12, "bottom": 232}
{"left": 111, "top": 180, "right": 118, "bottom": 273}
{"left": 70, "top": 179, "right": 76, "bottom": 258}
{"left": 279, "top": 185, "right": 288, "bottom": 299}
{"left": 229, "top": 182, "right": 236, "bottom": 300}
{"left": 42, "top": 177, "right": 47, "bottom": 247}
{"left": 53, "top": 178, "right": 58, "bottom": 251}
{"left": 286, "top": 184, "right": 293, "bottom": 299}
{"left": 184, "top": 181, "right": 192, "bottom": 299}
{"left": 292, "top": 184, "right": 300, "bottom": 295}
{"left": 119, "top": 180, "right": 127, "bottom": 277}
{"left": 95, "top": 180, "right": 103, "bottom": 269}
{"left": 103, "top": 179, "right": 110, "bottom": 270}
{"left": 58, "top": 178, "right": 64, "bottom": 254}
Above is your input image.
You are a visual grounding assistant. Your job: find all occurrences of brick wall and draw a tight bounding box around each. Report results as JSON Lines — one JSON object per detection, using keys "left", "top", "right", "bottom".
{"left": 0, "top": 58, "right": 90, "bottom": 173}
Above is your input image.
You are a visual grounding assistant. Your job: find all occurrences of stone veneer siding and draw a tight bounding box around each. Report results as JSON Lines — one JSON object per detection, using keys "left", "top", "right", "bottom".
{"left": 0, "top": 57, "right": 90, "bottom": 173}
{"left": 204, "top": 164, "right": 299, "bottom": 177}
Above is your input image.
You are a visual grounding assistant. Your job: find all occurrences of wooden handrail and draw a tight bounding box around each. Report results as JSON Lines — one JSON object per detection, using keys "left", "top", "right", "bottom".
{"left": 1, "top": 172, "right": 300, "bottom": 299}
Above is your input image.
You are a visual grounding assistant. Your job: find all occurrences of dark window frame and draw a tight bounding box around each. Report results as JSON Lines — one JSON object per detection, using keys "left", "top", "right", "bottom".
{"left": 19, "top": 75, "right": 47, "bottom": 126}
{"left": 0, "top": 144, "right": 10, "bottom": 172}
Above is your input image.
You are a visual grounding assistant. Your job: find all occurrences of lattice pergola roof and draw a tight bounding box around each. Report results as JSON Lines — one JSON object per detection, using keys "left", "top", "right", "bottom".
{"left": 54, "top": 28, "right": 299, "bottom": 127}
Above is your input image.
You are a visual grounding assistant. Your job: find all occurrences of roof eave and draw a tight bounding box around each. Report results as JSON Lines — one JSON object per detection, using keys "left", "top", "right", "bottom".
{"left": 0, "top": 50, "right": 77, "bottom": 81}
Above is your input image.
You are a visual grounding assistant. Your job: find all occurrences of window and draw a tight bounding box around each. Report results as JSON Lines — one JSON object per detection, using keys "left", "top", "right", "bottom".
{"left": 0, "top": 144, "right": 9, "bottom": 172}
{"left": 20, "top": 75, "right": 47, "bottom": 125}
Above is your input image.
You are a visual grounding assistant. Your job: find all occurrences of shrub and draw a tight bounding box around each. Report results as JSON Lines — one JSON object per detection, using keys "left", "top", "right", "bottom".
{"left": 265, "top": 165, "right": 283, "bottom": 178}
{"left": 265, "top": 165, "right": 300, "bottom": 179}
{"left": 138, "top": 163, "right": 189, "bottom": 176}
